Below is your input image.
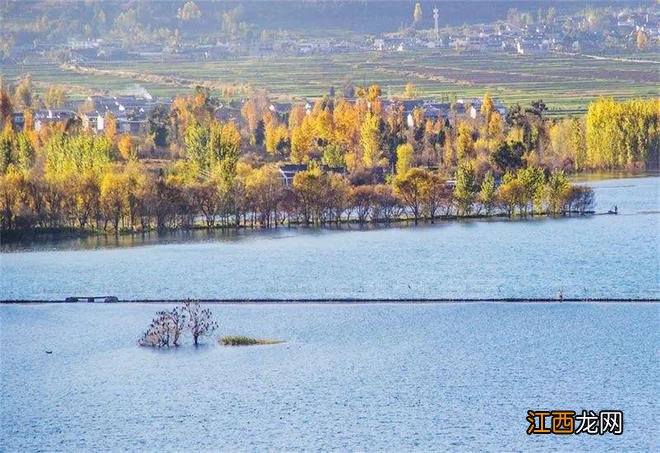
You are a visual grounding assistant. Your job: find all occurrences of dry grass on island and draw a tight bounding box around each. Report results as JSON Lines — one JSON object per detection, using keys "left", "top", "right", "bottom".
{"left": 220, "top": 336, "right": 284, "bottom": 346}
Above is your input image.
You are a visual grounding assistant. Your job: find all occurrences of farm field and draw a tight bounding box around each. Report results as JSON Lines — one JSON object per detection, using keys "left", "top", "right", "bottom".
{"left": 4, "top": 49, "right": 659, "bottom": 114}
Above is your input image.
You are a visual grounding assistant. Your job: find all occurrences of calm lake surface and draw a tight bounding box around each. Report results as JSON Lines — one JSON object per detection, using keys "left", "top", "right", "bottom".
{"left": 1, "top": 176, "right": 658, "bottom": 300}
{"left": 0, "top": 302, "right": 657, "bottom": 451}
{"left": 1, "top": 177, "right": 658, "bottom": 451}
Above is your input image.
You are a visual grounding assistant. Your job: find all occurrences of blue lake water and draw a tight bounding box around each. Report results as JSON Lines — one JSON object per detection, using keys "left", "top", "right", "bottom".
{"left": 1, "top": 176, "right": 658, "bottom": 451}
{"left": 0, "top": 302, "right": 657, "bottom": 451}
{"left": 1, "top": 176, "right": 658, "bottom": 300}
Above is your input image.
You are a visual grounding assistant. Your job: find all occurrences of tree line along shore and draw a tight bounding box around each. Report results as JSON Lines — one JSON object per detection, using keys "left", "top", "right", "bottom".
{"left": 0, "top": 82, "right": 657, "bottom": 238}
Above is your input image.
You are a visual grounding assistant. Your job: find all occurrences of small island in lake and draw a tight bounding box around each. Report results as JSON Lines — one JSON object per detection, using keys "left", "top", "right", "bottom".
{"left": 138, "top": 302, "right": 283, "bottom": 348}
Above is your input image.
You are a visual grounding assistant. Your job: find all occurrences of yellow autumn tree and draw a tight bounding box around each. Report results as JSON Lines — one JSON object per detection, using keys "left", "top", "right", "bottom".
{"left": 396, "top": 143, "right": 414, "bottom": 175}
{"left": 333, "top": 98, "right": 359, "bottom": 147}
{"left": 288, "top": 104, "right": 307, "bottom": 129}
{"left": 291, "top": 119, "right": 313, "bottom": 163}
{"left": 118, "top": 133, "right": 136, "bottom": 160}
{"left": 480, "top": 92, "right": 495, "bottom": 124}
{"left": 313, "top": 108, "right": 334, "bottom": 146}
{"left": 177, "top": 1, "right": 202, "bottom": 21}
{"left": 44, "top": 85, "right": 67, "bottom": 109}
{"left": 103, "top": 112, "right": 117, "bottom": 141}
{"left": 265, "top": 121, "right": 289, "bottom": 155}
{"left": 548, "top": 118, "right": 586, "bottom": 170}
{"left": 487, "top": 112, "right": 505, "bottom": 140}
{"left": 585, "top": 97, "right": 659, "bottom": 169}
{"left": 99, "top": 169, "right": 127, "bottom": 230}
{"left": 404, "top": 82, "right": 418, "bottom": 99}
{"left": 455, "top": 122, "right": 475, "bottom": 160}
{"left": 413, "top": 2, "right": 423, "bottom": 27}
{"left": 636, "top": 30, "right": 649, "bottom": 50}
{"left": 360, "top": 111, "right": 383, "bottom": 168}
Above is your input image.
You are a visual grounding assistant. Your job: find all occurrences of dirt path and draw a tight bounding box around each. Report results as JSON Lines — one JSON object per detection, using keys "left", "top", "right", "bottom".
{"left": 60, "top": 63, "right": 251, "bottom": 94}
{"left": 557, "top": 51, "right": 659, "bottom": 65}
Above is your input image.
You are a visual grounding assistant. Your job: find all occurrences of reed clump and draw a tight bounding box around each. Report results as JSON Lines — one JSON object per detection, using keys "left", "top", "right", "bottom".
{"left": 219, "top": 336, "right": 283, "bottom": 346}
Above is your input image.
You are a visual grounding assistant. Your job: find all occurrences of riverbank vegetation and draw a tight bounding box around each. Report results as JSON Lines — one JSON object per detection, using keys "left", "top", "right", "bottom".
{"left": 1, "top": 84, "right": 656, "bottom": 238}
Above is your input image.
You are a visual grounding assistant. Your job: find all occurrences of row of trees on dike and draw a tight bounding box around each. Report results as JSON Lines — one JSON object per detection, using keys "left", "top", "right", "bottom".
{"left": 0, "top": 150, "right": 595, "bottom": 233}
{"left": 1, "top": 86, "right": 656, "bottom": 234}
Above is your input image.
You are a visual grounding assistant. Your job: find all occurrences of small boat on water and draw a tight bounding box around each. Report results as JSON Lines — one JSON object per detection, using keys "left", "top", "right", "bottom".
{"left": 607, "top": 205, "right": 618, "bottom": 215}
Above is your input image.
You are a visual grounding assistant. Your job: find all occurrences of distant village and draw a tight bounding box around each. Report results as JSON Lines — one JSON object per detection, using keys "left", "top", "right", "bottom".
{"left": 373, "top": 7, "right": 659, "bottom": 55}
{"left": 10, "top": 90, "right": 506, "bottom": 136}
{"left": 5, "top": 5, "right": 658, "bottom": 64}
{"left": 8, "top": 86, "right": 511, "bottom": 185}
{"left": 11, "top": 92, "right": 165, "bottom": 135}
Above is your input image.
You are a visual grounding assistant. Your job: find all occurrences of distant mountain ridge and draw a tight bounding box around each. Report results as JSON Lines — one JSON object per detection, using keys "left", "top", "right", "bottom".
{"left": 5, "top": 0, "right": 651, "bottom": 40}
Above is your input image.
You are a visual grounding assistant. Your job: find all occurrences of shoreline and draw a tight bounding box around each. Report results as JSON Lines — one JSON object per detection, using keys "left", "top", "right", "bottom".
{"left": 0, "top": 210, "right": 611, "bottom": 249}
{"left": 2, "top": 298, "right": 659, "bottom": 304}
{"left": 3, "top": 173, "right": 657, "bottom": 249}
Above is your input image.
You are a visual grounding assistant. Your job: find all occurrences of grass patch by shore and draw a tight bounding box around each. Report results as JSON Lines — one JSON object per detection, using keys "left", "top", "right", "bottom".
{"left": 219, "top": 336, "right": 284, "bottom": 346}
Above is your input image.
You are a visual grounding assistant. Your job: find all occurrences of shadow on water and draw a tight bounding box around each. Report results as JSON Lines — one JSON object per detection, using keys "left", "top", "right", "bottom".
{"left": 143, "top": 343, "right": 216, "bottom": 354}
{"left": 1, "top": 228, "right": 251, "bottom": 253}
{"left": 0, "top": 213, "right": 598, "bottom": 254}
{"left": 569, "top": 170, "right": 659, "bottom": 183}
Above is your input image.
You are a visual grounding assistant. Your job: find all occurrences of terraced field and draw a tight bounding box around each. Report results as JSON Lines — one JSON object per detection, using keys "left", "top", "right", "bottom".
{"left": 4, "top": 49, "right": 658, "bottom": 114}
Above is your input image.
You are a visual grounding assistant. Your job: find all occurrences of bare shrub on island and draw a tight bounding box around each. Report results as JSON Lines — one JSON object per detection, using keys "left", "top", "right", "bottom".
{"left": 139, "top": 302, "right": 216, "bottom": 348}
{"left": 139, "top": 311, "right": 178, "bottom": 347}
{"left": 184, "top": 301, "right": 218, "bottom": 346}
{"left": 168, "top": 305, "right": 187, "bottom": 346}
